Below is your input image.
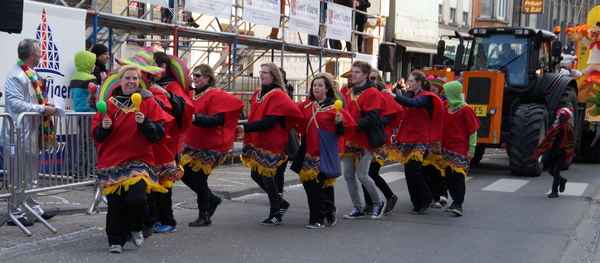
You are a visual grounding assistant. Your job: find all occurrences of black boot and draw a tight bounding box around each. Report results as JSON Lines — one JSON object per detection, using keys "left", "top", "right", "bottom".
{"left": 559, "top": 178, "right": 568, "bottom": 193}
{"left": 548, "top": 183, "right": 559, "bottom": 198}
{"left": 209, "top": 195, "right": 222, "bottom": 217}
{"left": 189, "top": 211, "right": 211, "bottom": 227}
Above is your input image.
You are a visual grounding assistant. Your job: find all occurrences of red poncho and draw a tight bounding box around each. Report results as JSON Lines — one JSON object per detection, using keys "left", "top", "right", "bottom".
{"left": 181, "top": 87, "right": 245, "bottom": 175}
{"left": 296, "top": 99, "right": 357, "bottom": 184}
{"left": 344, "top": 86, "right": 390, "bottom": 149}
{"left": 241, "top": 88, "right": 303, "bottom": 177}
{"left": 440, "top": 102, "right": 480, "bottom": 176}
{"left": 161, "top": 81, "right": 195, "bottom": 154}
{"left": 92, "top": 95, "right": 173, "bottom": 195}
{"left": 389, "top": 91, "right": 444, "bottom": 167}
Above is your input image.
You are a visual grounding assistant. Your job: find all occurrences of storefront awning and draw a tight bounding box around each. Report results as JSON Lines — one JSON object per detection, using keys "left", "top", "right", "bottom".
{"left": 393, "top": 40, "right": 438, "bottom": 54}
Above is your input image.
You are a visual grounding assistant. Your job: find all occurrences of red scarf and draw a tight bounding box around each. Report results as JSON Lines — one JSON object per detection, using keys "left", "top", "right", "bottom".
{"left": 17, "top": 59, "right": 57, "bottom": 150}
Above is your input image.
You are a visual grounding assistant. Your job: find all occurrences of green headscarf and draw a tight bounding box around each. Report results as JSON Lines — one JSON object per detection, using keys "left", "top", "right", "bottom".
{"left": 444, "top": 80, "right": 465, "bottom": 110}
{"left": 71, "top": 50, "right": 96, "bottom": 81}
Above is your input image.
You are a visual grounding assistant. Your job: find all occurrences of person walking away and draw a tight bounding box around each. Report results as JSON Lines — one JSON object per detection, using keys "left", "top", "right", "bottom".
{"left": 532, "top": 108, "right": 574, "bottom": 198}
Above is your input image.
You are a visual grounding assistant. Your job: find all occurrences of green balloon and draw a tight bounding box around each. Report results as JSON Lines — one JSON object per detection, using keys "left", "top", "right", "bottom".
{"left": 96, "top": 100, "right": 107, "bottom": 116}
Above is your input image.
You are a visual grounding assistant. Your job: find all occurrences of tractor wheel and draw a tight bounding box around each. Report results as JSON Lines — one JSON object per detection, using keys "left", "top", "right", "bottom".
{"left": 508, "top": 103, "right": 548, "bottom": 177}
{"left": 469, "top": 144, "right": 486, "bottom": 165}
{"left": 580, "top": 130, "right": 600, "bottom": 163}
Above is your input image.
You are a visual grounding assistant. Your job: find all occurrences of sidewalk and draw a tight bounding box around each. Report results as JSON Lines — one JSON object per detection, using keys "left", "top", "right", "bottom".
{"left": 1, "top": 161, "right": 403, "bottom": 216}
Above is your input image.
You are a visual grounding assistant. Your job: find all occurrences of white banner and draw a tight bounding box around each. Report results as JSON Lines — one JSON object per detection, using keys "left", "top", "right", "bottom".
{"left": 288, "top": 0, "right": 320, "bottom": 35}
{"left": 145, "top": 0, "right": 170, "bottom": 8}
{"left": 325, "top": 3, "right": 352, "bottom": 42}
{"left": 184, "top": 0, "right": 232, "bottom": 20}
{"left": 0, "top": 1, "right": 86, "bottom": 111}
{"left": 242, "top": 0, "right": 281, "bottom": 28}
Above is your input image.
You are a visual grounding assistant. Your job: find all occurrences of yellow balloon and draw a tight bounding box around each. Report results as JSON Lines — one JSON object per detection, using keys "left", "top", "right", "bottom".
{"left": 588, "top": 6, "right": 600, "bottom": 27}
{"left": 334, "top": 100, "right": 343, "bottom": 113}
{"left": 131, "top": 93, "right": 142, "bottom": 111}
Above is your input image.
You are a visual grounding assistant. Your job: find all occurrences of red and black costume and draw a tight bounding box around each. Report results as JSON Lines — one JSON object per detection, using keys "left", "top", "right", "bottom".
{"left": 388, "top": 90, "right": 444, "bottom": 213}
{"left": 180, "top": 84, "right": 244, "bottom": 225}
{"left": 92, "top": 88, "right": 172, "bottom": 248}
{"left": 296, "top": 98, "right": 356, "bottom": 225}
{"left": 342, "top": 81, "right": 389, "bottom": 213}
{"left": 241, "top": 84, "right": 303, "bottom": 220}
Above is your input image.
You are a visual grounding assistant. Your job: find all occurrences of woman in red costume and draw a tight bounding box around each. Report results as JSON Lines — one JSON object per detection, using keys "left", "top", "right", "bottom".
{"left": 180, "top": 64, "right": 244, "bottom": 227}
{"left": 296, "top": 73, "right": 357, "bottom": 228}
{"left": 92, "top": 64, "right": 173, "bottom": 253}
{"left": 342, "top": 61, "right": 389, "bottom": 220}
{"left": 383, "top": 70, "right": 444, "bottom": 214}
{"left": 236, "top": 63, "right": 303, "bottom": 225}
{"left": 149, "top": 51, "right": 195, "bottom": 234}
{"left": 439, "top": 81, "right": 480, "bottom": 216}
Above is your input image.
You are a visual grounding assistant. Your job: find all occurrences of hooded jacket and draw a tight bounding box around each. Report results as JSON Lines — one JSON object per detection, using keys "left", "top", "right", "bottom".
{"left": 70, "top": 50, "right": 97, "bottom": 112}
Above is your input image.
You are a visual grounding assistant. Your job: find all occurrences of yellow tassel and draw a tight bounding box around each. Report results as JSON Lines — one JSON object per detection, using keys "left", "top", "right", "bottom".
{"left": 343, "top": 152, "right": 360, "bottom": 165}
{"left": 161, "top": 180, "right": 175, "bottom": 188}
{"left": 374, "top": 159, "right": 385, "bottom": 166}
{"left": 102, "top": 176, "right": 168, "bottom": 195}
{"left": 298, "top": 169, "right": 319, "bottom": 183}
{"left": 323, "top": 178, "right": 336, "bottom": 188}
{"left": 241, "top": 156, "right": 277, "bottom": 177}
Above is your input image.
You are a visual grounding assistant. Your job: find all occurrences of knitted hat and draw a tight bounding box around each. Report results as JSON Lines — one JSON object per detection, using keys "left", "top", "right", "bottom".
{"left": 90, "top": 44, "right": 108, "bottom": 58}
{"left": 429, "top": 78, "right": 447, "bottom": 95}
{"left": 557, "top": 107, "right": 574, "bottom": 120}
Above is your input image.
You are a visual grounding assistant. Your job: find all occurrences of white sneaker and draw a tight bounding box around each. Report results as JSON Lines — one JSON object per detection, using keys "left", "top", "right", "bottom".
{"left": 109, "top": 244, "right": 122, "bottom": 253}
{"left": 439, "top": 196, "right": 448, "bottom": 206}
{"left": 431, "top": 202, "right": 443, "bottom": 208}
{"left": 131, "top": 231, "right": 144, "bottom": 247}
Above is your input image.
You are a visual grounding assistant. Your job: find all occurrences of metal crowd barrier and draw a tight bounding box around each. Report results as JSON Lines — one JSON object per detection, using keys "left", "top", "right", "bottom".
{"left": 0, "top": 111, "right": 98, "bottom": 236}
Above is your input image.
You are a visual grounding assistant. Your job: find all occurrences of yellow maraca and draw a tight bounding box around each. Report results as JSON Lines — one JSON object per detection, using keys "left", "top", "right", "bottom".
{"left": 334, "top": 100, "right": 343, "bottom": 114}
{"left": 131, "top": 93, "right": 142, "bottom": 112}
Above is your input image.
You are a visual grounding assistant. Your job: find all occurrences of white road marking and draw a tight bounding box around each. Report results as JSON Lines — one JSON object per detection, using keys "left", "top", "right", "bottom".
{"left": 381, "top": 171, "right": 405, "bottom": 183}
{"left": 482, "top": 179, "right": 529, "bottom": 193}
{"left": 546, "top": 182, "right": 588, "bottom": 196}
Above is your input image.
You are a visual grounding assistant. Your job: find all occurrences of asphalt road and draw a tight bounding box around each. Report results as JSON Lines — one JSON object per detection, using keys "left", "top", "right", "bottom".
{"left": 1, "top": 151, "right": 599, "bottom": 263}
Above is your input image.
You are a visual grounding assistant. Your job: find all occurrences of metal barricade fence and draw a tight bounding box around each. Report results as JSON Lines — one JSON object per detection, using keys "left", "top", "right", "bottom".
{"left": 0, "top": 113, "right": 19, "bottom": 232}
{"left": 1, "top": 112, "right": 98, "bottom": 236}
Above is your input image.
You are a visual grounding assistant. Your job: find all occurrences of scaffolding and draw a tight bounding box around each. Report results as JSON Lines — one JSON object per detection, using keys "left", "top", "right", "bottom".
{"left": 37, "top": 0, "right": 386, "bottom": 94}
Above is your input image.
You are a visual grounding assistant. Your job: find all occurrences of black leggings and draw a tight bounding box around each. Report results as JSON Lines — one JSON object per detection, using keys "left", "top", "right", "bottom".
{"left": 251, "top": 169, "right": 282, "bottom": 216}
{"left": 106, "top": 180, "right": 148, "bottom": 246}
{"left": 363, "top": 162, "right": 395, "bottom": 205}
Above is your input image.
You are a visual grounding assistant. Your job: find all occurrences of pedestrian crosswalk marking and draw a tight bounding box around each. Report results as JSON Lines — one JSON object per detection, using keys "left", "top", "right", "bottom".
{"left": 546, "top": 182, "right": 588, "bottom": 196}
{"left": 381, "top": 172, "right": 404, "bottom": 183}
{"left": 482, "top": 179, "right": 528, "bottom": 192}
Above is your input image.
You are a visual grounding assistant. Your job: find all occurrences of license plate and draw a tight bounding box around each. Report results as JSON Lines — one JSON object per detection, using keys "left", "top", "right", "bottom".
{"left": 471, "top": 105, "right": 488, "bottom": 117}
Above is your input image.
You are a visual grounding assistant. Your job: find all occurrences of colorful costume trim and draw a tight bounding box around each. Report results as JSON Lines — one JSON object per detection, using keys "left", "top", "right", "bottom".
{"left": 98, "top": 160, "right": 168, "bottom": 195}
{"left": 343, "top": 141, "right": 370, "bottom": 165}
{"left": 241, "top": 143, "right": 287, "bottom": 177}
{"left": 438, "top": 149, "right": 470, "bottom": 178}
{"left": 180, "top": 145, "right": 228, "bottom": 175}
